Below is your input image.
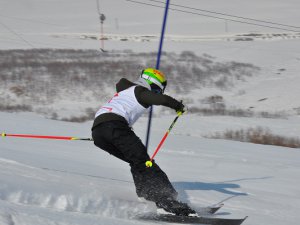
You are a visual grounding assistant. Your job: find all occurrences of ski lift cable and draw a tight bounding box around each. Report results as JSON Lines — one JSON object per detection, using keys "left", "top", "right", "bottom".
{"left": 0, "top": 14, "right": 65, "bottom": 27}
{"left": 125, "top": 0, "right": 300, "bottom": 33}
{"left": 0, "top": 36, "right": 74, "bottom": 48}
{"left": 147, "top": 0, "right": 300, "bottom": 29}
{"left": 0, "top": 21, "right": 75, "bottom": 48}
{"left": 0, "top": 20, "right": 35, "bottom": 48}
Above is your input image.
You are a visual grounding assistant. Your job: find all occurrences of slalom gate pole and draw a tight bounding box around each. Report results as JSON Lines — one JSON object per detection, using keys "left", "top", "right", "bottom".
{"left": 145, "top": 111, "right": 182, "bottom": 167}
{"left": 145, "top": 0, "right": 171, "bottom": 152}
{"left": 1, "top": 132, "right": 93, "bottom": 141}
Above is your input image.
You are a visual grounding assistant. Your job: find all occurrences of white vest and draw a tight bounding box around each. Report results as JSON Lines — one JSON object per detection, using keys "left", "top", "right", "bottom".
{"left": 95, "top": 86, "right": 147, "bottom": 127}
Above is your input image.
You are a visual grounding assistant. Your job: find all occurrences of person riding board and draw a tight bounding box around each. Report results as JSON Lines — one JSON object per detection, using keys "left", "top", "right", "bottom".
{"left": 92, "top": 68, "right": 195, "bottom": 216}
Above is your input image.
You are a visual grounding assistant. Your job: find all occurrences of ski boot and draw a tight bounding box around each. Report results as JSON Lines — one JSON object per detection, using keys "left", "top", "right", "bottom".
{"left": 156, "top": 197, "right": 196, "bottom": 216}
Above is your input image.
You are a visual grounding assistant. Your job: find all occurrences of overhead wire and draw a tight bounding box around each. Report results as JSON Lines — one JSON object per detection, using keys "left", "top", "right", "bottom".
{"left": 125, "top": 0, "right": 300, "bottom": 33}
{"left": 124, "top": 0, "right": 300, "bottom": 89}
{"left": 0, "top": 20, "right": 79, "bottom": 48}
{"left": 147, "top": 0, "right": 300, "bottom": 30}
{"left": 0, "top": 14, "right": 65, "bottom": 27}
{"left": 0, "top": 20, "right": 35, "bottom": 48}
{"left": 0, "top": 21, "right": 76, "bottom": 48}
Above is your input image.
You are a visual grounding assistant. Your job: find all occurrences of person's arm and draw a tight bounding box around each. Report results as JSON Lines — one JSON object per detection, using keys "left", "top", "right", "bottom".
{"left": 116, "top": 78, "right": 135, "bottom": 92}
{"left": 135, "top": 86, "right": 184, "bottom": 112}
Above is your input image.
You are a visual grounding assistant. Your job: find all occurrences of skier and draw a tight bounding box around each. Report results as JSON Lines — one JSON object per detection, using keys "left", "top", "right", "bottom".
{"left": 91, "top": 68, "right": 196, "bottom": 216}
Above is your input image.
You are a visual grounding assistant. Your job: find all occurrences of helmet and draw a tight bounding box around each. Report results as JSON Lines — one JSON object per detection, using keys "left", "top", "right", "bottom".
{"left": 141, "top": 68, "right": 167, "bottom": 93}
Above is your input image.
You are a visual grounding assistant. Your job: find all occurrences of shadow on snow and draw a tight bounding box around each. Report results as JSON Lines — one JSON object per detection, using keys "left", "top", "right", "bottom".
{"left": 173, "top": 176, "right": 273, "bottom": 204}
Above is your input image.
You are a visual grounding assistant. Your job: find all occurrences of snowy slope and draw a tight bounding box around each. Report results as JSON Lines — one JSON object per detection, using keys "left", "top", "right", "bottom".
{"left": 0, "top": 0, "right": 300, "bottom": 225}
{"left": 1, "top": 112, "right": 300, "bottom": 225}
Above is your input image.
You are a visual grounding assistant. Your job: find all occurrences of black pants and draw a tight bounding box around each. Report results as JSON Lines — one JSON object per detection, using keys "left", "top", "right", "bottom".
{"left": 92, "top": 120, "right": 178, "bottom": 202}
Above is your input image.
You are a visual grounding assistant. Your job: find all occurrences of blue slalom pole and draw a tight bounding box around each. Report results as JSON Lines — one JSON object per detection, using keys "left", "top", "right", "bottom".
{"left": 156, "top": 0, "right": 170, "bottom": 69}
{"left": 145, "top": 0, "right": 170, "bottom": 151}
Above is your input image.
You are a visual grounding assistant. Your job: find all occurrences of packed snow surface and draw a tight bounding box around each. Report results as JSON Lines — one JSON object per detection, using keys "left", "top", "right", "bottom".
{"left": 1, "top": 112, "right": 300, "bottom": 225}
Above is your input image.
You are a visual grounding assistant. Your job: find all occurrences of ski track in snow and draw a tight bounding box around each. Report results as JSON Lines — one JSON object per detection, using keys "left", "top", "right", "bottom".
{"left": 0, "top": 157, "right": 156, "bottom": 224}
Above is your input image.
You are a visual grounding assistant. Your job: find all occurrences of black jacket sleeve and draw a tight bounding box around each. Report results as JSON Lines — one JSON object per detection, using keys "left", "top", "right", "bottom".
{"left": 116, "top": 78, "right": 135, "bottom": 92}
{"left": 135, "top": 86, "right": 183, "bottom": 111}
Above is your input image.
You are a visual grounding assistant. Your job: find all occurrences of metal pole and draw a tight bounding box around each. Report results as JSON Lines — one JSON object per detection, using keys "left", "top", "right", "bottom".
{"left": 100, "top": 14, "right": 106, "bottom": 50}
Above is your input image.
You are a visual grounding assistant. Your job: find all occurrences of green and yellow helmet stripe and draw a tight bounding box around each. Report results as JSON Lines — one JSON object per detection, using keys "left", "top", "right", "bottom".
{"left": 143, "top": 68, "right": 166, "bottom": 83}
{"left": 141, "top": 68, "right": 167, "bottom": 90}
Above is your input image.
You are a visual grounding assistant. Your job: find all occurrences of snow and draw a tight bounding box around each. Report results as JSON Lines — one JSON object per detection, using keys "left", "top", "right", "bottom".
{"left": 1, "top": 112, "right": 300, "bottom": 225}
{"left": 1, "top": 0, "right": 300, "bottom": 224}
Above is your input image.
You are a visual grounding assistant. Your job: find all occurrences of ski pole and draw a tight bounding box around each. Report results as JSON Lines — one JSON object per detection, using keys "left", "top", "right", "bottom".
{"left": 145, "top": 111, "right": 182, "bottom": 167}
{"left": 1, "top": 132, "right": 93, "bottom": 141}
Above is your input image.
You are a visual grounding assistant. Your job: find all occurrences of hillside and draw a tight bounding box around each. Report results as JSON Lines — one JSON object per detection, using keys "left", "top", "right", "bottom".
{"left": 0, "top": 49, "right": 261, "bottom": 120}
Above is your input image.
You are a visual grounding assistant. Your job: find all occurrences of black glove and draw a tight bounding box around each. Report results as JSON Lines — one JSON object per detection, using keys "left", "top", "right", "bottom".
{"left": 175, "top": 100, "right": 186, "bottom": 114}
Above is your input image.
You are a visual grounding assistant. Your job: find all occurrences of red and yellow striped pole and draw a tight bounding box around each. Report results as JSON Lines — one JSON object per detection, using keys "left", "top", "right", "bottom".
{"left": 1, "top": 132, "right": 93, "bottom": 141}
{"left": 146, "top": 111, "right": 182, "bottom": 167}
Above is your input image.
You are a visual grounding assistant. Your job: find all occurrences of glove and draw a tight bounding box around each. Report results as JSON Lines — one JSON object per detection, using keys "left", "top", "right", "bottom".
{"left": 176, "top": 100, "right": 186, "bottom": 114}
